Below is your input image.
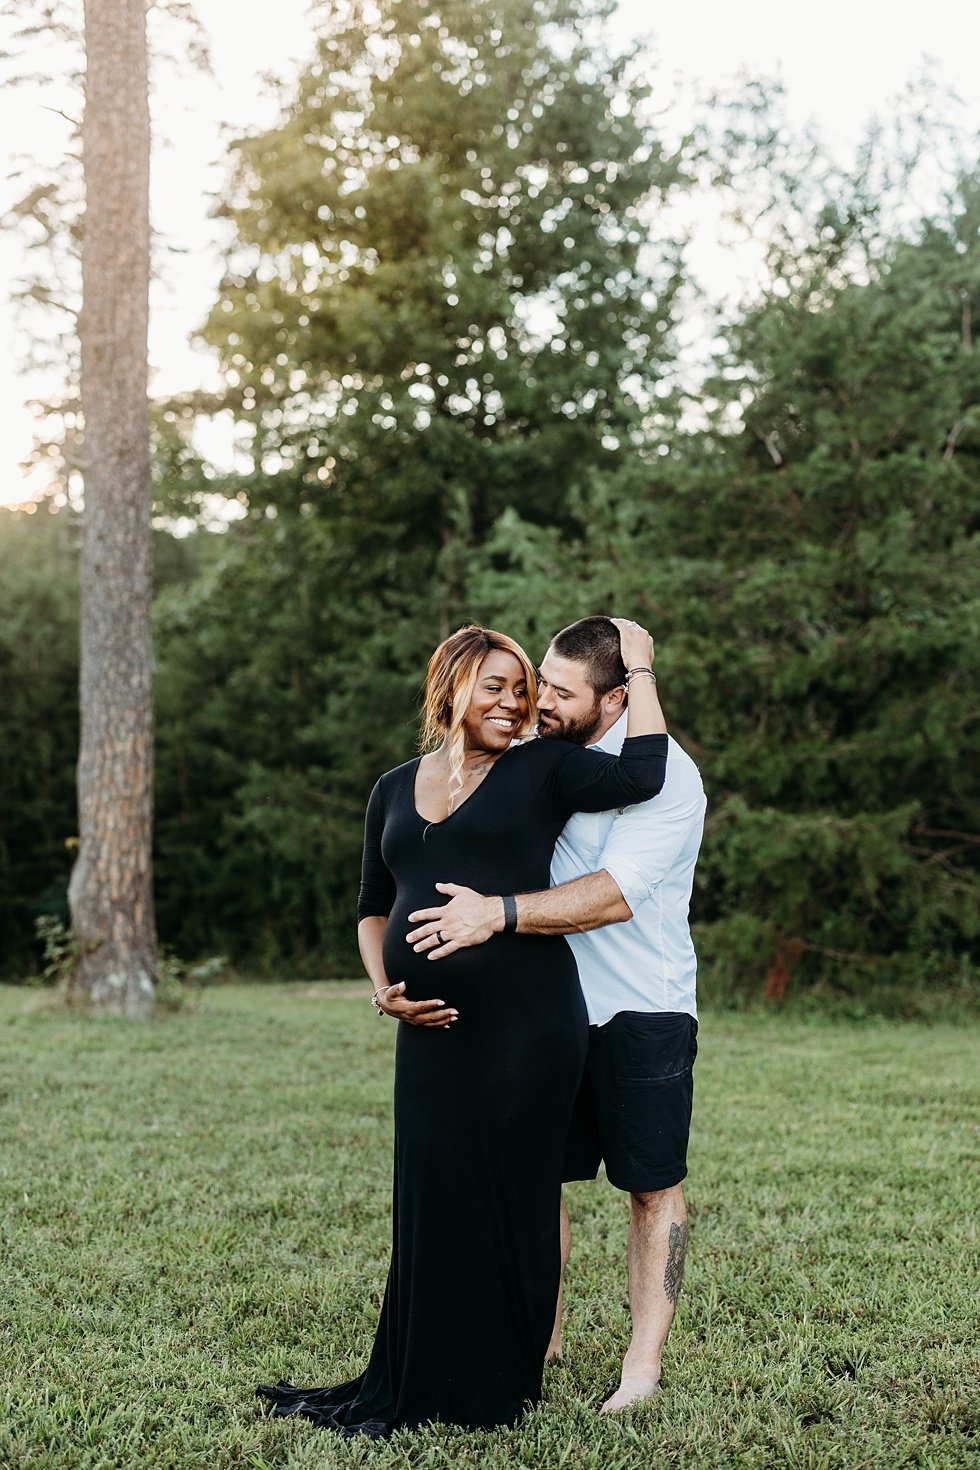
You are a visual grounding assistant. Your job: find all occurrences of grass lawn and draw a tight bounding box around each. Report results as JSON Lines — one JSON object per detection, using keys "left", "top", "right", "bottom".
{"left": 0, "top": 982, "right": 977, "bottom": 1470}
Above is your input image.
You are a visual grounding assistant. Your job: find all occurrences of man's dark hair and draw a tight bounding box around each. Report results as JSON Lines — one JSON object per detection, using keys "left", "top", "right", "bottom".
{"left": 550, "top": 616, "right": 627, "bottom": 697}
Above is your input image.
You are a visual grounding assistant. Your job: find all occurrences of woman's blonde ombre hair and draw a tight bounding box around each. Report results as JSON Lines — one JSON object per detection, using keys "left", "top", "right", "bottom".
{"left": 420, "top": 625, "right": 538, "bottom": 800}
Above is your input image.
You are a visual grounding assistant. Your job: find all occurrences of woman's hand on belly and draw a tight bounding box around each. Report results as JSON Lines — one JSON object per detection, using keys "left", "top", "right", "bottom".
{"left": 377, "top": 980, "right": 458, "bottom": 1028}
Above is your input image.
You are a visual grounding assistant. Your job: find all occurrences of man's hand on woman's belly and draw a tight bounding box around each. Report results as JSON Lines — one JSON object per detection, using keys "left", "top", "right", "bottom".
{"left": 406, "top": 871, "right": 632, "bottom": 960}
{"left": 406, "top": 883, "right": 503, "bottom": 959}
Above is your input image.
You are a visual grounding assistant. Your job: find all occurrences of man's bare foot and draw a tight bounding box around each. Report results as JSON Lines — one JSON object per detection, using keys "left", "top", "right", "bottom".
{"left": 599, "top": 1376, "right": 661, "bottom": 1414}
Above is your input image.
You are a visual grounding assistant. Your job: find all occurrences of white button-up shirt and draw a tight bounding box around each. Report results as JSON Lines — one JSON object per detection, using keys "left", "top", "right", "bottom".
{"left": 551, "top": 715, "right": 706, "bottom": 1025}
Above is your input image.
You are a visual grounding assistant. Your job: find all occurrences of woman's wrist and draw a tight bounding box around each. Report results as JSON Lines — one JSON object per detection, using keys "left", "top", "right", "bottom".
{"left": 623, "top": 664, "right": 668, "bottom": 736}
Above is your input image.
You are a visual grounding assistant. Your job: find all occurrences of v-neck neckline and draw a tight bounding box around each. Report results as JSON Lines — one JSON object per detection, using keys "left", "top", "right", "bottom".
{"left": 410, "top": 750, "right": 508, "bottom": 828}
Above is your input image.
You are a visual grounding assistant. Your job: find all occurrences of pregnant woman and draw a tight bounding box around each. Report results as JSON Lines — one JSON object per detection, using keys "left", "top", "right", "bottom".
{"left": 258, "top": 619, "right": 667, "bottom": 1437}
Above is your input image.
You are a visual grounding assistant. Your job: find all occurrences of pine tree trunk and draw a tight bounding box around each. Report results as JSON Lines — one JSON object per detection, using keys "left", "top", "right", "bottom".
{"left": 69, "top": 0, "right": 156, "bottom": 1016}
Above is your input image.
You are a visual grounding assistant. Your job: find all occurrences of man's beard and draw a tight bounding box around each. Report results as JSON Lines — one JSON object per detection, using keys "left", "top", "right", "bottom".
{"left": 537, "top": 701, "right": 604, "bottom": 746}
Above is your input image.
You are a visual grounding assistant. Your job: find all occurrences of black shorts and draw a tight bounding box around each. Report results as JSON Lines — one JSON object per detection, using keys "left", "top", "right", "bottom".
{"left": 562, "top": 1010, "right": 698, "bottom": 1194}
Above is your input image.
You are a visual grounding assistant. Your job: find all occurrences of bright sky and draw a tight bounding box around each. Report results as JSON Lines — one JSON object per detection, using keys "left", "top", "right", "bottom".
{"left": 2, "top": 0, "right": 979, "bottom": 507}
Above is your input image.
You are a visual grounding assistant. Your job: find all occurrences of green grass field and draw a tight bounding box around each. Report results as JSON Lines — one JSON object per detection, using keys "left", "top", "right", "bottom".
{"left": 1, "top": 983, "right": 977, "bottom": 1470}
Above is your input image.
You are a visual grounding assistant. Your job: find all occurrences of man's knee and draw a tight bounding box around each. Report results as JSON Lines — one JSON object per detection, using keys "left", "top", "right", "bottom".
{"left": 630, "top": 1182, "right": 684, "bottom": 1213}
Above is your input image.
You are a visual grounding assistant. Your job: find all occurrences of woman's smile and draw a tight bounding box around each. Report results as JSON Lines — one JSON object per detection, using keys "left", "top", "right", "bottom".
{"left": 461, "top": 650, "right": 530, "bottom": 751}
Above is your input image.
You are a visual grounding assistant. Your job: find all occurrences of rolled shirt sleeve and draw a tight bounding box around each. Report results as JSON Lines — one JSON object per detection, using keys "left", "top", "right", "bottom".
{"left": 598, "top": 785, "right": 707, "bottom": 916}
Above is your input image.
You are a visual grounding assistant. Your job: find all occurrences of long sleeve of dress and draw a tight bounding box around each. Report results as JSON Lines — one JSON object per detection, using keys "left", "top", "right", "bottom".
{"left": 543, "top": 734, "right": 668, "bottom": 817}
{"left": 357, "top": 779, "right": 397, "bottom": 920}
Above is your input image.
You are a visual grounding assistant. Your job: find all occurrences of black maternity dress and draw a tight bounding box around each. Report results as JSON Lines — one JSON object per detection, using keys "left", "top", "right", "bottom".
{"left": 258, "top": 733, "right": 667, "bottom": 1437}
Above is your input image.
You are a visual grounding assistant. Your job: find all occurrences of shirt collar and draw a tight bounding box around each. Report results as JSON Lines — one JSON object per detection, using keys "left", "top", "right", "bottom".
{"left": 588, "top": 710, "right": 628, "bottom": 755}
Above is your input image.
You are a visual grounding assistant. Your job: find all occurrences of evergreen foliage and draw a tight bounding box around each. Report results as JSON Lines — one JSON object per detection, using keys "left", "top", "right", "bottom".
{"left": 204, "top": 0, "right": 680, "bottom": 547}
{"left": 0, "top": 512, "right": 78, "bottom": 973}
{"left": 2, "top": 11, "right": 977, "bottom": 1005}
{"left": 0, "top": 513, "right": 198, "bottom": 977}
{"left": 149, "top": 0, "right": 681, "bottom": 971}
{"left": 461, "top": 175, "right": 980, "bottom": 1002}
{"left": 677, "top": 177, "right": 980, "bottom": 997}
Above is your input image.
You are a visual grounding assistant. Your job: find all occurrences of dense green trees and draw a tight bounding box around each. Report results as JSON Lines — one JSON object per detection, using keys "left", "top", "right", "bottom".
{"left": 458, "top": 169, "right": 980, "bottom": 1002}
{"left": 678, "top": 179, "right": 980, "bottom": 997}
{"left": 204, "top": 0, "right": 679, "bottom": 547}
{"left": 0, "top": 512, "right": 79, "bottom": 969}
{"left": 149, "top": 0, "right": 682, "bottom": 969}
{"left": 1, "top": 6, "right": 977, "bottom": 1006}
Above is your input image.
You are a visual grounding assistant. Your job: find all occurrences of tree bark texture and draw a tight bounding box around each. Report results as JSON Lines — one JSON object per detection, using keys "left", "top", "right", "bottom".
{"left": 69, "top": 0, "right": 156, "bottom": 1015}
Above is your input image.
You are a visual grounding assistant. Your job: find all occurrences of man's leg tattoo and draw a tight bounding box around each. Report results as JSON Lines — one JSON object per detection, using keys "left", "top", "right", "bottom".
{"left": 663, "top": 1220, "right": 688, "bottom": 1305}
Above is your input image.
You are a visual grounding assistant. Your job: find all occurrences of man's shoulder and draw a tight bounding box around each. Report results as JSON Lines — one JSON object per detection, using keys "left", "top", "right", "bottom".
{"left": 609, "top": 735, "right": 704, "bottom": 818}
{"left": 665, "top": 735, "right": 705, "bottom": 790}
{"left": 573, "top": 729, "right": 704, "bottom": 813}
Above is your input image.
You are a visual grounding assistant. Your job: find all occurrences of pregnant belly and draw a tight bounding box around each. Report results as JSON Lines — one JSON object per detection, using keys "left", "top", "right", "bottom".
{"left": 382, "top": 893, "right": 577, "bottom": 1001}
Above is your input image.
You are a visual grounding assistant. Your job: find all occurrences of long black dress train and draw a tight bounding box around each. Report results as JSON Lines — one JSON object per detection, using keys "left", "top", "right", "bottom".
{"left": 258, "top": 733, "right": 667, "bottom": 1436}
